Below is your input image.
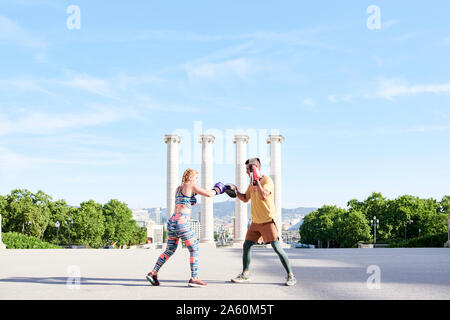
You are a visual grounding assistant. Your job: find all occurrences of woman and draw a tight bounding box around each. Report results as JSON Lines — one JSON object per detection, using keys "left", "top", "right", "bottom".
{"left": 146, "top": 168, "right": 226, "bottom": 287}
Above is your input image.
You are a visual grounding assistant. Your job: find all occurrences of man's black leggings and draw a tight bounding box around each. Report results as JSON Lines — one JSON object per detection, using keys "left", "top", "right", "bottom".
{"left": 243, "top": 239, "right": 292, "bottom": 274}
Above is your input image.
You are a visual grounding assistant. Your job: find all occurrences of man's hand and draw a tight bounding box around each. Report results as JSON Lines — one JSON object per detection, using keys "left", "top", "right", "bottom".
{"left": 254, "top": 180, "right": 271, "bottom": 201}
{"left": 224, "top": 184, "right": 238, "bottom": 198}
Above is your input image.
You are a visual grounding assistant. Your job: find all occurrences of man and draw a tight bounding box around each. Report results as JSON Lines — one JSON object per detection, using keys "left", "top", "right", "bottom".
{"left": 230, "top": 157, "right": 296, "bottom": 286}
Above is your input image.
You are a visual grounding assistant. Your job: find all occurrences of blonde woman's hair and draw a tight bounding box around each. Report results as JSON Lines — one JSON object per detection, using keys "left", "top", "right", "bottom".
{"left": 181, "top": 168, "right": 198, "bottom": 184}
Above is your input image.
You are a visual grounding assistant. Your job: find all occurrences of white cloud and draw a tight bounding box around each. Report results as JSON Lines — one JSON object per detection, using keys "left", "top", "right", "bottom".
{"left": 60, "top": 73, "right": 118, "bottom": 99}
{"left": 0, "top": 15, "right": 46, "bottom": 48}
{"left": 14, "top": 0, "right": 56, "bottom": 5}
{"left": 0, "top": 107, "right": 123, "bottom": 136}
{"left": 432, "top": 111, "right": 450, "bottom": 119}
{"left": 329, "top": 78, "right": 450, "bottom": 103}
{"left": 0, "top": 147, "right": 32, "bottom": 176}
{"left": 0, "top": 73, "right": 117, "bottom": 98}
{"left": 35, "top": 51, "right": 48, "bottom": 64}
{"left": 328, "top": 95, "right": 338, "bottom": 103}
{"left": 373, "top": 56, "right": 383, "bottom": 67}
{"left": 327, "top": 94, "right": 354, "bottom": 103}
{"left": 394, "top": 31, "right": 424, "bottom": 42}
{"left": 0, "top": 78, "right": 53, "bottom": 95}
{"left": 185, "top": 58, "right": 249, "bottom": 80}
{"left": 382, "top": 20, "right": 399, "bottom": 28}
{"left": 0, "top": 145, "right": 134, "bottom": 178}
{"left": 373, "top": 125, "right": 450, "bottom": 135}
{"left": 302, "top": 98, "right": 316, "bottom": 109}
{"left": 375, "top": 78, "right": 450, "bottom": 100}
{"left": 0, "top": 72, "right": 161, "bottom": 100}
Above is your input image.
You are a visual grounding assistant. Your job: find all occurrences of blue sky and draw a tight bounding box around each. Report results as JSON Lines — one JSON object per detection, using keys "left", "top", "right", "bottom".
{"left": 0, "top": 0, "right": 449, "bottom": 209}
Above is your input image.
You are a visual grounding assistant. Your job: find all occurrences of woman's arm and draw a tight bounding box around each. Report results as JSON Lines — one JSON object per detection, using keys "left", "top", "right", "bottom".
{"left": 192, "top": 184, "right": 217, "bottom": 198}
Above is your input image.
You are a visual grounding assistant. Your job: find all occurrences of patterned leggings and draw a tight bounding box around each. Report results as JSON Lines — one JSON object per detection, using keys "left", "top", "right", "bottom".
{"left": 152, "top": 214, "right": 199, "bottom": 278}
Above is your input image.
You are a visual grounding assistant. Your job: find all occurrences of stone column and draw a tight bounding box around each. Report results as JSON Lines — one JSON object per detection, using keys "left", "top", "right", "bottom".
{"left": 445, "top": 214, "right": 450, "bottom": 248}
{"left": 199, "top": 134, "right": 216, "bottom": 247}
{"left": 0, "top": 214, "right": 6, "bottom": 249}
{"left": 266, "top": 134, "right": 285, "bottom": 243}
{"left": 233, "top": 134, "right": 249, "bottom": 244}
{"left": 164, "top": 134, "right": 181, "bottom": 222}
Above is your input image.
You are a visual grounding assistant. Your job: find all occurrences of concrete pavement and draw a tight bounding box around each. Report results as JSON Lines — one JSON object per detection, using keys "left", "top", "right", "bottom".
{"left": 1, "top": 247, "right": 449, "bottom": 300}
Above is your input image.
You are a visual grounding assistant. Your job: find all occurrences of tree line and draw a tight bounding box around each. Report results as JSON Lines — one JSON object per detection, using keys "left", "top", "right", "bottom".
{"left": 0, "top": 189, "right": 147, "bottom": 248}
{"left": 299, "top": 192, "right": 449, "bottom": 248}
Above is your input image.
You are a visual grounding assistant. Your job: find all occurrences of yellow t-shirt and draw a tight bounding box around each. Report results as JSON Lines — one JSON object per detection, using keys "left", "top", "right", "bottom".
{"left": 245, "top": 175, "right": 277, "bottom": 223}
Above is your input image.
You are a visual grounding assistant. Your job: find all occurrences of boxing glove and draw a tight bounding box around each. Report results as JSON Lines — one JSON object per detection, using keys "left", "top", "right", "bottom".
{"left": 224, "top": 184, "right": 238, "bottom": 198}
{"left": 212, "top": 182, "right": 226, "bottom": 195}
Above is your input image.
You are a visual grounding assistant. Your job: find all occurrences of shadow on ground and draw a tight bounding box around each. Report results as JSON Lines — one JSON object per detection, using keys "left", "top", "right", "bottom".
{"left": 0, "top": 276, "right": 288, "bottom": 288}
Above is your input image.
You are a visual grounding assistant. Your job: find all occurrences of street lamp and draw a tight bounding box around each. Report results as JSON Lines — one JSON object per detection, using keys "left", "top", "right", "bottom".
{"left": 65, "top": 217, "right": 74, "bottom": 248}
{"left": 404, "top": 220, "right": 413, "bottom": 242}
{"left": 370, "top": 216, "right": 379, "bottom": 247}
{"left": 419, "top": 228, "right": 421, "bottom": 238}
{"left": 55, "top": 221, "right": 60, "bottom": 246}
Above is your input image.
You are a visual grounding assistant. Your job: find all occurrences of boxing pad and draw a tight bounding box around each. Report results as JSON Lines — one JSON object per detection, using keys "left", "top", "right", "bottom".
{"left": 249, "top": 164, "right": 262, "bottom": 185}
{"left": 224, "top": 184, "right": 238, "bottom": 198}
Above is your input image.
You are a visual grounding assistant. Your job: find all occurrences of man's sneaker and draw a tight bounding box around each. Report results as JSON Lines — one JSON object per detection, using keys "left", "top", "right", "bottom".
{"left": 285, "top": 274, "right": 296, "bottom": 286}
{"left": 188, "top": 278, "right": 207, "bottom": 287}
{"left": 146, "top": 273, "right": 160, "bottom": 286}
{"left": 231, "top": 273, "right": 251, "bottom": 283}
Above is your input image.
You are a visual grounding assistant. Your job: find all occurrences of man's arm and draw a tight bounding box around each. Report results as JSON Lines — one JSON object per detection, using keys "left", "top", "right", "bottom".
{"left": 236, "top": 190, "right": 249, "bottom": 203}
{"left": 254, "top": 180, "right": 271, "bottom": 201}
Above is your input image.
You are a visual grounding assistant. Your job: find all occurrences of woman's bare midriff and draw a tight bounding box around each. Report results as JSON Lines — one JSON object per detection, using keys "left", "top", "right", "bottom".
{"left": 174, "top": 209, "right": 191, "bottom": 214}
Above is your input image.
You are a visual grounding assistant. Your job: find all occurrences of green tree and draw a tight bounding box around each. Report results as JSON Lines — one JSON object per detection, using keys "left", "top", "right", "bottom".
{"left": 299, "top": 211, "right": 317, "bottom": 245}
{"left": 2, "top": 189, "right": 52, "bottom": 240}
{"left": 440, "top": 195, "right": 450, "bottom": 214}
{"left": 43, "top": 199, "right": 71, "bottom": 244}
{"left": 102, "top": 199, "right": 135, "bottom": 247}
{"left": 300, "top": 205, "right": 372, "bottom": 248}
{"left": 329, "top": 206, "right": 347, "bottom": 247}
{"left": 349, "top": 192, "right": 392, "bottom": 241}
{"left": 0, "top": 195, "right": 6, "bottom": 227}
{"left": 299, "top": 206, "right": 337, "bottom": 247}
{"left": 129, "top": 223, "right": 147, "bottom": 245}
{"left": 387, "top": 195, "right": 446, "bottom": 240}
{"left": 336, "top": 210, "right": 371, "bottom": 247}
{"left": 71, "top": 200, "right": 105, "bottom": 248}
{"left": 347, "top": 198, "right": 365, "bottom": 213}
{"left": 0, "top": 195, "right": 6, "bottom": 213}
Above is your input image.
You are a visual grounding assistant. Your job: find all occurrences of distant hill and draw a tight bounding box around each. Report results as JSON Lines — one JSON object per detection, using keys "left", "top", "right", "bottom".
{"left": 282, "top": 207, "right": 318, "bottom": 215}
{"left": 191, "top": 199, "right": 246, "bottom": 220}
{"left": 147, "top": 201, "right": 317, "bottom": 222}
{"left": 288, "top": 220, "right": 304, "bottom": 231}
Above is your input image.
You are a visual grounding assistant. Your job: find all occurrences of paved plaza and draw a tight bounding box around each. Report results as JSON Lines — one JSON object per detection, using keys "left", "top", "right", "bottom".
{"left": 0, "top": 247, "right": 449, "bottom": 300}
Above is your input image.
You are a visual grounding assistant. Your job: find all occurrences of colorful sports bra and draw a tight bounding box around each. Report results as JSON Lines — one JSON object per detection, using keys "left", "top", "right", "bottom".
{"left": 174, "top": 184, "right": 197, "bottom": 210}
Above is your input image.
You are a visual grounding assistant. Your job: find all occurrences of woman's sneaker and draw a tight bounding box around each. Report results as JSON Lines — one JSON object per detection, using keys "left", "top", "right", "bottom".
{"left": 188, "top": 278, "right": 207, "bottom": 287}
{"left": 231, "top": 273, "right": 251, "bottom": 283}
{"left": 285, "top": 274, "right": 297, "bottom": 286}
{"left": 146, "top": 273, "right": 160, "bottom": 286}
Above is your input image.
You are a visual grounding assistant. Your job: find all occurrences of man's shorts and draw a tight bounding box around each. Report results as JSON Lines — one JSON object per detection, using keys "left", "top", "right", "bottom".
{"left": 245, "top": 220, "right": 279, "bottom": 244}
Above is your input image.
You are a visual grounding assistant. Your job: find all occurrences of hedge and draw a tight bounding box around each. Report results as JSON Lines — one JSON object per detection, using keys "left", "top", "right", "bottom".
{"left": 388, "top": 232, "right": 448, "bottom": 248}
{"left": 2, "top": 232, "right": 62, "bottom": 249}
